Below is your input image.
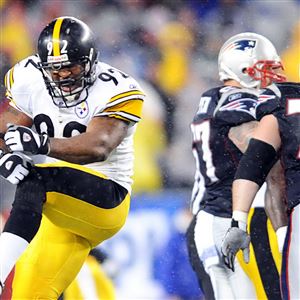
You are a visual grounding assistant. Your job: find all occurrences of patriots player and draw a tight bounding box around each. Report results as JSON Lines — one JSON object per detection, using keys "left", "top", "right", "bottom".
{"left": 222, "top": 82, "right": 300, "bottom": 299}
{"left": 186, "top": 32, "right": 287, "bottom": 299}
{"left": 0, "top": 16, "right": 145, "bottom": 297}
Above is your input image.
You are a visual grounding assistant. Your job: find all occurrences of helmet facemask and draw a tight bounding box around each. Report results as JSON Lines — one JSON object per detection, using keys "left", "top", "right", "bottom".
{"left": 245, "top": 60, "right": 286, "bottom": 88}
{"left": 39, "top": 57, "right": 97, "bottom": 107}
{"left": 218, "top": 32, "right": 287, "bottom": 89}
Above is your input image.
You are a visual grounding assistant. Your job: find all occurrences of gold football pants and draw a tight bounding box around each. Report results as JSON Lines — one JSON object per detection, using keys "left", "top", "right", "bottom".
{"left": 64, "top": 255, "right": 115, "bottom": 300}
{"left": 237, "top": 207, "right": 282, "bottom": 299}
{"left": 10, "top": 162, "right": 130, "bottom": 299}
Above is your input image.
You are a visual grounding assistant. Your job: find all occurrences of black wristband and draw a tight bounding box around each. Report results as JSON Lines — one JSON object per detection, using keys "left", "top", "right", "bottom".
{"left": 235, "top": 138, "right": 278, "bottom": 186}
{"left": 231, "top": 218, "right": 247, "bottom": 231}
{"left": 231, "top": 219, "right": 239, "bottom": 228}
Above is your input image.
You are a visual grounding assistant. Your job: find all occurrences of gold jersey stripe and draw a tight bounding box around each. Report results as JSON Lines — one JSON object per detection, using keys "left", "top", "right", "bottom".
{"left": 100, "top": 111, "right": 140, "bottom": 123}
{"left": 267, "top": 218, "right": 282, "bottom": 273}
{"left": 106, "top": 114, "right": 134, "bottom": 122}
{"left": 103, "top": 98, "right": 143, "bottom": 118}
{"left": 8, "top": 99, "right": 21, "bottom": 109}
{"left": 109, "top": 90, "right": 145, "bottom": 103}
{"left": 4, "top": 68, "right": 14, "bottom": 99}
{"left": 5, "top": 91, "right": 12, "bottom": 100}
{"left": 53, "top": 17, "right": 64, "bottom": 56}
{"left": 4, "top": 72, "right": 9, "bottom": 89}
{"left": 9, "top": 67, "right": 14, "bottom": 87}
{"left": 237, "top": 207, "right": 267, "bottom": 299}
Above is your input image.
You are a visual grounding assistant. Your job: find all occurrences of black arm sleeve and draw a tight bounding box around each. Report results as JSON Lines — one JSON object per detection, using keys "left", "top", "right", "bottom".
{"left": 234, "top": 138, "right": 278, "bottom": 186}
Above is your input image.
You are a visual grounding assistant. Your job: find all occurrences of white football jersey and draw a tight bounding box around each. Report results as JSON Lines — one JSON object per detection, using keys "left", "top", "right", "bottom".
{"left": 5, "top": 55, "right": 145, "bottom": 193}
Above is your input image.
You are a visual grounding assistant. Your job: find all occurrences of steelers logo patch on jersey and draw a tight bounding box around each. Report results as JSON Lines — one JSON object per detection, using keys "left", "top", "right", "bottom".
{"left": 75, "top": 101, "right": 89, "bottom": 118}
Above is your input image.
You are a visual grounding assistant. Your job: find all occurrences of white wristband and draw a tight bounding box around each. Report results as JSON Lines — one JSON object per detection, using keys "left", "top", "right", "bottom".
{"left": 232, "top": 210, "right": 248, "bottom": 223}
{"left": 276, "top": 226, "right": 287, "bottom": 253}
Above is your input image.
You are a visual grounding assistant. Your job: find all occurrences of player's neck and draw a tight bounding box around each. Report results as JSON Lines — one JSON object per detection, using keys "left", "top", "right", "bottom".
{"left": 224, "top": 80, "right": 242, "bottom": 88}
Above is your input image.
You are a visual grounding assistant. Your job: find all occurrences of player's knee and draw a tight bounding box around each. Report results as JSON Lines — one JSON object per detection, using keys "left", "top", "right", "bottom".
{"left": 3, "top": 168, "right": 45, "bottom": 242}
{"left": 3, "top": 206, "right": 42, "bottom": 242}
{"left": 14, "top": 168, "right": 46, "bottom": 213}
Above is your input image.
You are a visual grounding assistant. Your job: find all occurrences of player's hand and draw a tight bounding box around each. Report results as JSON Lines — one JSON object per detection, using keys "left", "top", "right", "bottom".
{"left": 5, "top": 124, "right": 50, "bottom": 155}
{"left": 221, "top": 220, "right": 250, "bottom": 272}
{"left": 0, "top": 151, "right": 33, "bottom": 185}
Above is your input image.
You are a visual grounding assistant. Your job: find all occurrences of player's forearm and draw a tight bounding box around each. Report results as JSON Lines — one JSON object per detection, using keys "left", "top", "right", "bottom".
{"left": 265, "top": 161, "right": 288, "bottom": 231}
{"left": 0, "top": 100, "right": 33, "bottom": 154}
{"left": 0, "top": 139, "right": 10, "bottom": 154}
{"left": 265, "top": 191, "right": 288, "bottom": 231}
{"left": 232, "top": 179, "right": 260, "bottom": 213}
{"left": 48, "top": 132, "right": 113, "bottom": 164}
{"left": 0, "top": 101, "right": 33, "bottom": 132}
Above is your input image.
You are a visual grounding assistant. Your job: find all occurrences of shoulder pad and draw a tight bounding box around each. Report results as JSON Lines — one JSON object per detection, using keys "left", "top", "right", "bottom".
{"left": 94, "top": 63, "right": 145, "bottom": 124}
{"left": 256, "top": 86, "right": 281, "bottom": 120}
{"left": 275, "top": 82, "right": 300, "bottom": 93}
{"left": 4, "top": 55, "right": 43, "bottom": 100}
{"left": 262, "top": 83, "right": 281, "bottom": 97}
{"left": 256, "top": 82, "right": 300, "bottom": 120}
{"left": 193, "top": 87, "right": 221, "bottom": 120}
{"left": 97, "top": 62, "right": 144, "bottom": 98}
{"left": 214, "top": 87, "right": 258, "bottom": 126}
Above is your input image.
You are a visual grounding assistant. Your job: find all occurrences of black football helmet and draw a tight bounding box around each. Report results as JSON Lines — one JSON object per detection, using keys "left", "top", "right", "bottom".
{"left": 37, "top": 16, "right": 98, "bottom": 107}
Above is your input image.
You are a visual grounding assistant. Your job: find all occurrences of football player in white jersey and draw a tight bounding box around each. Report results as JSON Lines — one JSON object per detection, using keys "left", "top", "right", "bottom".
{"left": 0, "top": 16, "right": 145, "bottom": 298}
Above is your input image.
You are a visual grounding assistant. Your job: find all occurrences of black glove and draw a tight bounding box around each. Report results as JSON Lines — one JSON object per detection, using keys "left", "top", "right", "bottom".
{"left": 0, "top": 150, "right": 33, "bottom": 184}
{"left": 221, "top": 219, "right": 250, "bottom": 272}
{"left": 5, "top": 124, "right": 50, "bottom": 155}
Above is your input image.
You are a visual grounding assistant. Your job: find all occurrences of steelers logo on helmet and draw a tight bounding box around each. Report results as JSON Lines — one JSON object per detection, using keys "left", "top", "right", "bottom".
{"left": 37, "top": 16, "right": 99, "bottom": 107}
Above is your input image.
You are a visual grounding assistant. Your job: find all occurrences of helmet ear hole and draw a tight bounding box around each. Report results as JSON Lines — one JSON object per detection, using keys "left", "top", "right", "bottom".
{"left": 245, "top": 67, "right": 255, "bottom": 77}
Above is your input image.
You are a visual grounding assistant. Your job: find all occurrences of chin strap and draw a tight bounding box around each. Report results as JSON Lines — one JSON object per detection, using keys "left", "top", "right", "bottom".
{"left": 53, "top": 83, "right": 90, "bottom": 108}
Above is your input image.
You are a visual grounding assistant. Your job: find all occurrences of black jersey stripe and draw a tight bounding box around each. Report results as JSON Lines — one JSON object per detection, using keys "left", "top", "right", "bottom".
{"left": 249, "top": 208, "right": 281, "bottom": 300}
{"left": 35, "top": 166, "right": 128, "bottom": 209}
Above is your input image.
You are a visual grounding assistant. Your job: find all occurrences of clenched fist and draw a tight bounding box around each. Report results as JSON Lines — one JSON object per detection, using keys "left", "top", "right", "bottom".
{"left": 5, "top": 124, "right": 50, "bottom": 155}
{"left": 0, "top": 151, "right": 32, "bottom": 184}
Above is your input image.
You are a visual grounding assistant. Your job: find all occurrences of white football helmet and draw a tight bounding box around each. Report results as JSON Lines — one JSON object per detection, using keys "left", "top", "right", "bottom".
{"left": 218, "top": 32, "right": 286, "bottom": 88}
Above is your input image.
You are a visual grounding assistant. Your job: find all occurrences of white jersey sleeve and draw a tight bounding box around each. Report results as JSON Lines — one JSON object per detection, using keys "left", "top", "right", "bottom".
{"left": 4, "top": 55, "right": 43, "bottom": 118}
{"left": 93, "top": 62, "right": 145, "bottom": 125}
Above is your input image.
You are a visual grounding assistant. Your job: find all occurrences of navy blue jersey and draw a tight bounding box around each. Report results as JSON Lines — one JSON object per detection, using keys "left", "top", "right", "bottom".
{"left": 191, "top": 85, "right": 258, "bottom": 217}
{"left": 259, "top": 83, "right": 300, "bottom": 210}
